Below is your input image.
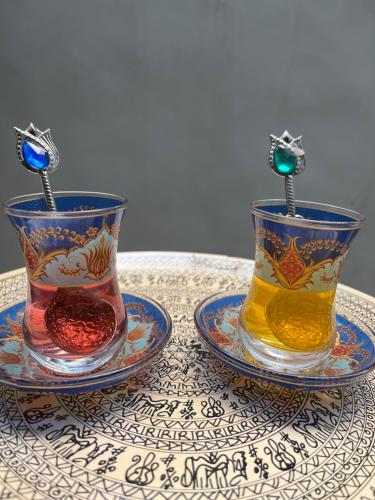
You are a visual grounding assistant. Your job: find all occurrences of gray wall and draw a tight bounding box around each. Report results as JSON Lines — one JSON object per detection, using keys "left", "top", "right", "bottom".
{"left": 0, "top": 0, "right": 374, "bottom": 294}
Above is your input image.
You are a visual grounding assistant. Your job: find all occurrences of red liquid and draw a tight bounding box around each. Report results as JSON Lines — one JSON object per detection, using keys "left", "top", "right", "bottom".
{"left": 24, "top": 276, "right": 126, "bottom": 361}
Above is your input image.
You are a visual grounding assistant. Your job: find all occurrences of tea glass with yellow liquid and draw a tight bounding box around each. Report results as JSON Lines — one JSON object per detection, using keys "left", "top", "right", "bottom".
{"left": 239, "top": 200, "right": 364, "bottom": 372}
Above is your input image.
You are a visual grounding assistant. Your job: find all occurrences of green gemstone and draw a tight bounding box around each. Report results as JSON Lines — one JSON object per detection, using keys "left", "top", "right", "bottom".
{"left": 274, "top": 146, "right": 297, "bottom": 175}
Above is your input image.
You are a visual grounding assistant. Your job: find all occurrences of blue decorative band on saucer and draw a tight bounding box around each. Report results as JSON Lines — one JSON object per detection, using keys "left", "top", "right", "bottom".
{"left": 194, "top": 290, "right": 375, "bottom": 391}
{"left": 0, "top": 293, "right": 171, "bottom": 393}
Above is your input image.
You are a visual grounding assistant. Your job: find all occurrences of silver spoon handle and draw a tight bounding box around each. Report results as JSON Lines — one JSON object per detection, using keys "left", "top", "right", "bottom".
{"left": 40, "top": 170, "right": 57, "bottom": 211}
{"left": 285, "top": 175, "right": 296, "bottom": 217}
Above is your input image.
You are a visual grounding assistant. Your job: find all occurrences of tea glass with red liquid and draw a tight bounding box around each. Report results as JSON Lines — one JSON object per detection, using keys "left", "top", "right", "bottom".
{"left": 4, "top": 191, "right": 127, "bottom": 374}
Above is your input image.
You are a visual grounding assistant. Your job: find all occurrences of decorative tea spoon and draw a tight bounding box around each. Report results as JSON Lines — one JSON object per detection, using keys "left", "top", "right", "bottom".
{"left": 269, "top": 130, "right": 305, "bottom": 217}
{"left": 14, "top": 123, "right": 59, "bottom": 211}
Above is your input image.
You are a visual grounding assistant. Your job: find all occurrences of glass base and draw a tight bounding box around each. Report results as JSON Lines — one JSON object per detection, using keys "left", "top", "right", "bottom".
{"left": 27, "top": 333, "right": 126, "bottom": 375}
{"left": 238, "top": 324, "right": 333, "bottom": 374}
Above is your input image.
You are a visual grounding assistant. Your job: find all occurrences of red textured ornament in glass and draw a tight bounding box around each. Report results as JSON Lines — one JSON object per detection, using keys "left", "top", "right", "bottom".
{"left": 45, "top": 288, "right": 116, "bottom": 354}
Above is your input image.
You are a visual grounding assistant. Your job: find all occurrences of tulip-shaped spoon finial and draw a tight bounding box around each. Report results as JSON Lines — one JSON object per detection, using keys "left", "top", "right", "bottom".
{"left": 269, "top": 130, "right": 305, "bottom": 217}
{"left": 14, "top": 123, "right": 59, "bottom": 211}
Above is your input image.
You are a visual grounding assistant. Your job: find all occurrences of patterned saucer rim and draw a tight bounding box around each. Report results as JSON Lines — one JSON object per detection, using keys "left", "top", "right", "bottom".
{"left": 201, "top": 340, "right": 370, "bottom": 390}
{"left": 0, "top": 292, "right": 172, "bottom": 392}
{"left": 194, "top": 289, "right": 375, "bottom": 389}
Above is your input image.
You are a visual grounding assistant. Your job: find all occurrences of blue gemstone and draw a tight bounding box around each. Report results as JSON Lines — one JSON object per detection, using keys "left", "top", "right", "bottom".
{"left": 22, "top": 141, "right": 49, "bottom": 170}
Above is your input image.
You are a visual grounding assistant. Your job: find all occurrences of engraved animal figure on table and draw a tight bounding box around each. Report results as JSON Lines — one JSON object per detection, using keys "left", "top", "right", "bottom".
{"left": 190, "top": 340, "right": 210, "bottom": 363}
{"left": 45, "top": 424, "right": 97, "bottom": 460}
{"left": 73, "top": 442, "right": 115, "bottom": 468}
{"left": 181, "top": 451, "right": 247, "bottom": 489}
{"left": 127, "top": 394, "right": 179, "bottom": 417}
{"left": 232, "top": 378, "right": 266, "bottom": 405}
{"left": 310, "top": 397, "right": 340, "bottom": 427}
{"left": 292, "top": 407, "right": 336, "bottom": 449}
{"left": 152, "top": 357, "right": 178, "bottom": 379}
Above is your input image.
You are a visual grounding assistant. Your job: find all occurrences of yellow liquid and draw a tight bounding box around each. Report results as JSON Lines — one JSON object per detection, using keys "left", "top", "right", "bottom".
{"left": 240, "top": 275, "right": 336, "bottom": 352}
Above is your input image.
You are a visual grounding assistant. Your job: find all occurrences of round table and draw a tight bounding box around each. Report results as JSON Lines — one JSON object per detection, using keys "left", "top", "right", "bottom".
{"left": 0, "top": 251, "right": 374, "bottom": 500}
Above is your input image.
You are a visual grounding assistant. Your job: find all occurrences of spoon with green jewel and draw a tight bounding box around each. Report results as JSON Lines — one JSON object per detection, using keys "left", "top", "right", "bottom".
{"left": 269, "top": 130, "right": 305, "bottom": 217}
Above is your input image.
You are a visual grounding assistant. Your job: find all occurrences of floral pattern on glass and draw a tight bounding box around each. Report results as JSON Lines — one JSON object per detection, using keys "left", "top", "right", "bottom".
{"left": 15, "top": 222, "right": 120, "bottom": 285}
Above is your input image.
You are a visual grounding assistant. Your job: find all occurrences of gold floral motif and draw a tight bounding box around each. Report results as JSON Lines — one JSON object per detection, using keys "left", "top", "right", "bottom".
{"left": 18, "top": 227, "right": 63, "bottom": 280}
{"left": 74, "top": 235, "right": 86, "bottom": 245}
{"left": 29, "top": 226, "right": 88, "bottom": 249}
{"left": 17, "top": 224, "right": 116, "bottom": 282}
{"left": 256, "top": 229, "right": 286, "bottom": 255}
{"left": 81, "top": 236, "right": 114, "bottom": 280}
{"left": 0, "top": 315, "right": 24, "bottom": 342}
{"left": 299, "top": 239, "right": 348, "bottom": 258}
{"left": 30, "top": 250, "right": 72, "bottom": 281}
{"left": 261, "top": 237, "right": 332, "bottom": 290}
{"left": 127, "top": 325, "right": 146, "bottom": 343}
{"left": 320, "top": 273, "right": 335, "bottom": 285}
{"left": 58, "top": 263, "right": 84, "bottom": 277}
{"left": 86, "top": 226, "right": 98, "bottom": 238}
{"left": 28, "top": 223, "right": 120, "bottom": 251}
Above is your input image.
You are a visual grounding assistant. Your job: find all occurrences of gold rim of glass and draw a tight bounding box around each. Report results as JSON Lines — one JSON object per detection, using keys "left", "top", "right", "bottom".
{"left": 251, "top": 199, "right": 365, "bottom": 230}
{"left": 4, "top": 191, "right": 127, "bottom": 218}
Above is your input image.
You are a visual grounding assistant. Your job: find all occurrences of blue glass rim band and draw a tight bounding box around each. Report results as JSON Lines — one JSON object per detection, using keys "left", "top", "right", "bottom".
{"left": 4, "top": 191, "right": 127, "bottom": 218}
{"left": 251, "top": 199, "right": 365, "bottom": 230}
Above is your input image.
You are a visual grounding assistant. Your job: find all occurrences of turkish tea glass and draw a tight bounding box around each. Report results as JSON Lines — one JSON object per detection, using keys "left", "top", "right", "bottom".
{"left": 4, "top": 191, "right": 127, "bottom": 374}
{"left": 239, "top": 200, "right": 364, "bottom": 372}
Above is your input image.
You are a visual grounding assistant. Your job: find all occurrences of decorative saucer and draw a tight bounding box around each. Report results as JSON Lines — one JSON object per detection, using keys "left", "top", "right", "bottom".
{"left": 0, "top": 293, "right": 171, "bottom": 393}
{"left": 194, "top": 290, "right": 375, "bottom": 390}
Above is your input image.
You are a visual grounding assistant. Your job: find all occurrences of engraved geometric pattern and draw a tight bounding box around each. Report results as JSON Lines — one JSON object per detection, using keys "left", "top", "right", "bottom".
{"left": 0, "top": 252, "right": 373, "bottom": 499}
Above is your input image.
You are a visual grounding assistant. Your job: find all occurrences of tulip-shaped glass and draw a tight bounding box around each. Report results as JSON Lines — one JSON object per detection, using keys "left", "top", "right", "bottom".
{"left": 4, "top": 191, "right": 127, "bottom": 374}
{"left": 239, "top": 200, "right": 364, "bottom": 372}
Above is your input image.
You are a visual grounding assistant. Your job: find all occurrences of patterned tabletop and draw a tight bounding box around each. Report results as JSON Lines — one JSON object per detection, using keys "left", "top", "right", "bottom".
{"left": 0, "top": 251, "right": 374, "bottom": 500}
